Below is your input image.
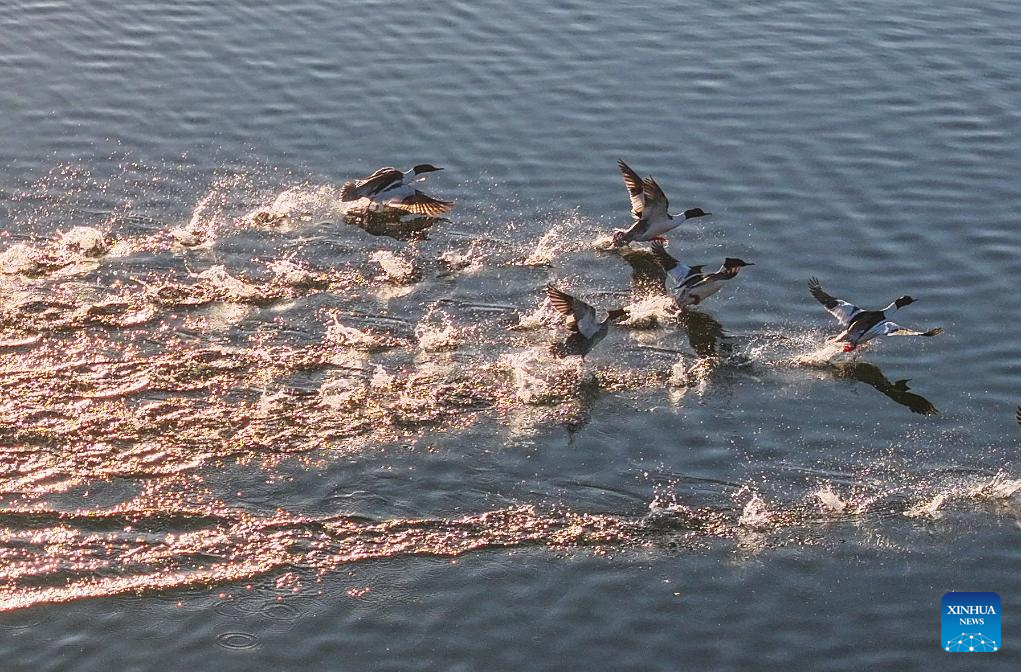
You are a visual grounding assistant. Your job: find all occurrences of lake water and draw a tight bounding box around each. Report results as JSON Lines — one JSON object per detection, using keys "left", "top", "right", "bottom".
{"left": 1, "top": 0, "right": 1020, "bottom": 668}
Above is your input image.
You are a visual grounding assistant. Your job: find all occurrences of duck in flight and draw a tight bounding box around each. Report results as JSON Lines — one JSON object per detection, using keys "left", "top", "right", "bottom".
{"left": 612, "top": 160, "right": 710, "bottom": 246}
{"left": 650, "top": 242, "right": 752, "bottom": 308}
{"left": 808, "top": 277, "right": 943, "bottom": 352}
{"left": 546, "top": 284, "right": 629, "bottom": 358}
{"left": 340, "top": 164, "right": 453, "bottom": 217}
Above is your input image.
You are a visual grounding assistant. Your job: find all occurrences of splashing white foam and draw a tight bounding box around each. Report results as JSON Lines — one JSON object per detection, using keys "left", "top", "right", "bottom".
{"left": 415, "top": 306, "right": 460, "bottom": 352}
{"left": 201, "top": 302, "right": 255, "bottom": 330}
{"left": 195, "top": 265, "right": 261, "bottom": 301}
{"left": 622, "top": 295, "right": 675, "bottom": 330}
{"left": 669, "top": 355, "right": 716, "bottom": 397}
{"left": 738, "top": 492, "right": 772, "bottom": 529}
{"left": 438, "top": 248, "right": 484, "bottom": 275}
{"left": 904, "top": 493, "right": 946, "bottom": 519}
{"left": 522, "top": 218, "right": 580, "bottom": 266}
{"left": 968, "top": 471, "right": 1021, "bottom": 501}
{"left": 256, "top": 184, "right": 342, "bottom": 227}
{"left": 268, "top": 259, "right": 314, "bottom": 287}
{"left": 500, "top": 347, "right": 583, "bottom": 404}
{"left": 787, "top": 340, "right": 846, "bottom": 366}
{"left": 326, "top": 316, "right": 379, "bottom": 351}
{"left": 591, "top": 233, "right": 618, "bottom": 251}
{"left": 369, "top": 364, "right": 393, "bottom": 389}
{"left": 370, "top": 250, "right": 418, "bottom": 284}
{"left": 813, "top": 486, "right": 848, "bottom": 514}
{"left": 0, "top": 244, "right": 42, "bottom": 275}
{"left": 513, "top": 302, "right": 559, "bottom": 331}
{"left": 172, "top": 190, "right": 219, "bottom": 248}
{"left": 319, "top": 369, "right": 368, "bottom": 410}
{"left": 58, "top": 226, "right": 108, "bottom": 257}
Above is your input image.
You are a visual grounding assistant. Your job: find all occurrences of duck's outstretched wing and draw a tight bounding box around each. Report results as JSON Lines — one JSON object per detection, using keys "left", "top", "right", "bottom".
{"left": 386, "top": 191, "right": 454, "bottom": 217}
{"left": 617, "top": 160, "right": 645, "bottom": 218}
{"left": 546, "top": 284, "right": 599, "bottom": 337}
{"left": 650, "top": 241, "right": 706, "bottom": 289}
{"left": 808, "top": 277, "right": 861, "bottom": 325}
{"left": 642, "top": 177, "right": 669, "bottom": 221}
{"left": 340, "top": 167, "right": 402, "bottom": 201}
{"left": 881, "top": 323, "right": 943, "bottom": 337}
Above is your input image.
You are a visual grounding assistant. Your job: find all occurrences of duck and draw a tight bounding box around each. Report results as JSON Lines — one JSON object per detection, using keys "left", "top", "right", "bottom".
{"left": 678, "top": 258, "right": 753, "bottom": 307}
{"left": 808, "top": 277, "right": 943, "bottom": 352}
{"left": 612, "top": 159, "right": 710, "bottom": 246}
{"left": 339, "top": 164, "right": 453, "bottom": 217}
{"left": 651, "top": 247, "right": 752, "bottom": 308}
{"left": 546, "top": 284, "right": 629, "bottom": 358}
{"left": 649, "top": 240, "right": 707, "bottom": 293}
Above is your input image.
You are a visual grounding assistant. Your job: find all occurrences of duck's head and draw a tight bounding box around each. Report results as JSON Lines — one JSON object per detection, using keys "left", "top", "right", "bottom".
{"left": 683, "top": 207, "right": 711, "bottom": 219}
{"left": 412, "top": 164, "right": 443, "bottom": 175}
{"left": 723, "top": 258, "right": 753, "bottom": 269}
{"left": 894, "top": 295, "right": 916, "bottom": 309}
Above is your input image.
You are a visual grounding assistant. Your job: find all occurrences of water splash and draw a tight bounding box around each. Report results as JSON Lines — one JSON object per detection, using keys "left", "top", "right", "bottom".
{"left": 415, "top": 305, "right": 462, "bottom": 352}
{"left": 0, "top": 244, "right": 43, "bottom": 275}
{"left": 369, "top": 250, "right": 419, "bottom": 285}
{"left": 813, "top": 485, "right": 848, "bottom": 514}
{"left": 57, "top": 226, "right": 109, "bottom": 258}
{"left": 501, "top": 347, "right": 584, "bottom": 405}
{"left": 968, "top": 470, "right": 1021, "bottom": 501}
{"left": 738, "top": 491, "right": 773, "bottom": 530}
{"left": 904, "top": 492, "right": 946, "bottom": 519}
{"left": 521, "top": 216, "right": 585, "bottom": 266}
{"left": 195, "top": 265, "right": 263, "bottom": 302}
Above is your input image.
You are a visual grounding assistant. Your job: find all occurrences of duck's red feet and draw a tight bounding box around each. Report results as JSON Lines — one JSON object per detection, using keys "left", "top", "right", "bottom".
{"left": 843, "top": 343, "right": 856, "bottom": 352}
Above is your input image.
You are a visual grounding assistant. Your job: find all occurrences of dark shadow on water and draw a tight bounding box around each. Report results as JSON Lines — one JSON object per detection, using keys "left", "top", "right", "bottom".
{"left": 550, "top": 331, "right": 606, "bottom": 360}
{"left": 679, "top": 310, "right": 733, "bottom": 360}
{"left": 619, "top": 247, "right": 667, "bottom": 300}
{"left": 828, "top": 361, "right": 938, "bottom": 415}
{"left": 342, "top": 210, "right": 444, "bottom": 241}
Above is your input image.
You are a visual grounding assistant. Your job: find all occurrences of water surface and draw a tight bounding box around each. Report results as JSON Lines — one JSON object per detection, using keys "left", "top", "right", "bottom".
{"left": 2, "top": 1, "right": 1020, "bottom": 669}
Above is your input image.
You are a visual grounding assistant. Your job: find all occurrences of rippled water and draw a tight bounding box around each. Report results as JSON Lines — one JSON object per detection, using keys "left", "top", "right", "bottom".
{"left": 2, "top": 0, "right": 1021, "bottom": 669}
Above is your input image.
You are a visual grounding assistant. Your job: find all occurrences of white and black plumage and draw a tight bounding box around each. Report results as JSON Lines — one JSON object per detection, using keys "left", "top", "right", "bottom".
{"left": 612, "top": 160, "right": 710, "bottom": 246}
{"left": 649, "top": 241, "right": 707, "bottom": 293}
{"left": 339, "top": 164, "right": 453, "bottom": 217}
{"left": 546, "top": 284, "right": 628, "bottom": 358}
{"left": 1016, "top": 405, "right": 1020, "bottom": 430}
{"left": 808, "top": 277, "right": 943, "bottom": 352}
{"left": 670, "top": 256, "right": 753, "bottom": 308}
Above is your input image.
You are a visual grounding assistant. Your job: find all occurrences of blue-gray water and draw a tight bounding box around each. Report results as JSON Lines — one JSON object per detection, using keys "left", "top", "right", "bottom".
{"left": 1, "top": 1, "right": 1020, "bottom": 669}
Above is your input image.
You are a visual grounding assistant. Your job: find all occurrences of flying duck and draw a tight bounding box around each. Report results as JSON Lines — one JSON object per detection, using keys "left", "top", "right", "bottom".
{"left": 546, "top": 284, "right": 629, "bottom": 358}
{"left": 677, "top": 258, "right": 753, "bottom": 307}
{"left": 808, "top": 277, "right": 943, "bottom": 352}
{"left": 650, "top": 244, "right": 752, "bottom": 308}
{"left": 649, "top": 241, "right": 707, "bottom": 293}
{"left": 612, "top": 160, "right": 710, "bottom": 246}
{"left": 339, "top": 164, "right": 453, "bottom": 217}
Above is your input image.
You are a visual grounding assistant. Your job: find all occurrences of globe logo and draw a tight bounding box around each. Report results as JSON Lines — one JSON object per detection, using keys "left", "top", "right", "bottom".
{"left": 945, "top": 633, "right": 998, "bottom": 652}
{"left": 942, "top": 592, "right": 1000, "bottom": 653}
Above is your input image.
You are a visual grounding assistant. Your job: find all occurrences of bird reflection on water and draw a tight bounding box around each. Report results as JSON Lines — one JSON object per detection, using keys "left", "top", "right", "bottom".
{"left": 825, "top": 361, "right": 937, "bottom": 415}
{"left": 342, "top": 210, "right": 445, "bottom": 242}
